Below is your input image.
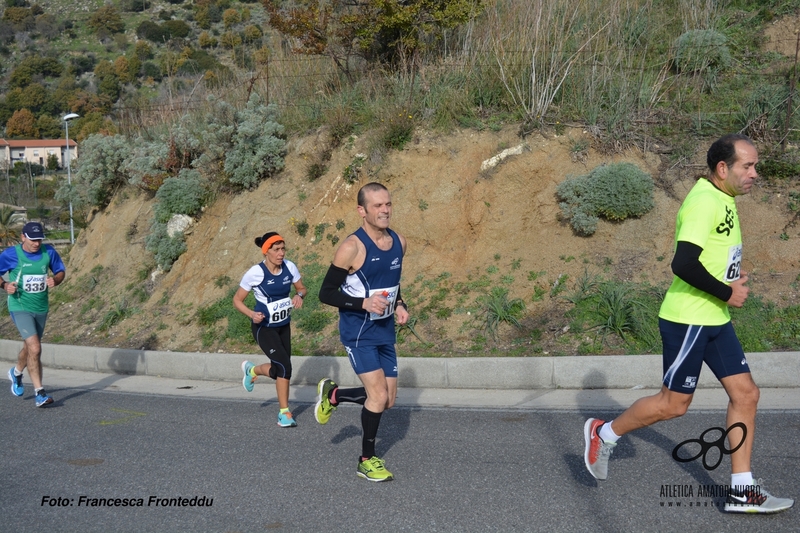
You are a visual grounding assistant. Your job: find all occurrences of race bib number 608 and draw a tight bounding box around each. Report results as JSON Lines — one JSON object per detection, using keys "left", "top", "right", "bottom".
{"left": 266, "top": 297, "right": 293, "bottom": 324}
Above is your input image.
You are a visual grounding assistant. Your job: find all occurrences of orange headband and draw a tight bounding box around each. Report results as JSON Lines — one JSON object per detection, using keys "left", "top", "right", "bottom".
{"left": 261, "top": 235, "right": 284, "bottom": 254}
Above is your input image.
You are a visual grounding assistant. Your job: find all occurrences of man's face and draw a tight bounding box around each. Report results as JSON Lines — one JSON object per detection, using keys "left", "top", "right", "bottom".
{"left": 358, "top": 188, "right": 392, "bottom": 230}
{"left": 21, "top": 235, "right": 42, "bottom": 253}
{"left": 719, "top": 141, "right": 759, "bottom": 196}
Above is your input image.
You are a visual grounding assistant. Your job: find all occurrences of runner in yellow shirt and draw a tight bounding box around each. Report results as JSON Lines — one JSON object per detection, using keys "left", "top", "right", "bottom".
{"left": 583, "top": 134, "right": 793, "bottom": 514}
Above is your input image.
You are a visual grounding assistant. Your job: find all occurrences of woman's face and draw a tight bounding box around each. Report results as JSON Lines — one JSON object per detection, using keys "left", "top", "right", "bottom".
{"left": 265, "top": 241, "right": 286, "bottom": 265}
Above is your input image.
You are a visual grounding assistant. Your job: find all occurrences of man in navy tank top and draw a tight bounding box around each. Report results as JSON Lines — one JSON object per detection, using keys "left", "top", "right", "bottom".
{"left": 315, "top": 182, "right": 410, "bottom": 481}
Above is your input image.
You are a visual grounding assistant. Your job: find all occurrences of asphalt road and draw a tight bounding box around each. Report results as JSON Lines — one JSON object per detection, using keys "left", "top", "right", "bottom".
{"left": 1, "top": 383, "right": 798, "bottom": 533}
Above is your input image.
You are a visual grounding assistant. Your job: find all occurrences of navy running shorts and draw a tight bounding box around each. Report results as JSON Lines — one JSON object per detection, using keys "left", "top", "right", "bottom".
{"left": 343, "top": 344, "right": 398, "bottom": 377}
{"left": 660, "top": 318, "right": 750, "bottom": 394}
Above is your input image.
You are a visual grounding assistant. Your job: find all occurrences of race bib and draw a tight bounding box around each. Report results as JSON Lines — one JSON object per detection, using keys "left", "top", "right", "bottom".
{"left": 724, "top": 244, "right": 742, "bottom": 282}
{"left": 368, "top": 285, "right": 398, "bottom": 321}
{"left": 22, "top": 274, "right": 46, "bottom": 294}
{"left": 266, "top": 297, "right": 293, "bottom": 325}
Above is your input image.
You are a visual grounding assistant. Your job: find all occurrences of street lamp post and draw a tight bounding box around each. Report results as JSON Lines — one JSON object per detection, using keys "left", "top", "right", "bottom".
{"left": 63, "top": 113, "right": 79, "bottom": 244}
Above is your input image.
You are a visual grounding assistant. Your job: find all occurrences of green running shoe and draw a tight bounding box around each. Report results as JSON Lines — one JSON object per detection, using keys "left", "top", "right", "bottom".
{"left": 357, "top": 456, "right": 393, "bottom": 482}
{"left": 314, "top": 378, "right": 337, "bottom": 425}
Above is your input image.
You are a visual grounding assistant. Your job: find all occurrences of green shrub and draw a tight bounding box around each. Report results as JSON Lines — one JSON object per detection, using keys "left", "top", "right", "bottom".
{"left": 674, "top": 29, "right": 731, "bottom": 74}
{"left": 757, "top": 156, "right": 800, "bottom": 181}
{"left": 306, "top": 162, "right": 326, "bottom": 182}
{"left": 98, "top": 298, "right": 135, "bottom": 331}
{"left": 477, "top": 286, "right": 526, "bottom": 340}
{"left": 223, "top": 93, "right": 286, "bottom": 189}
{"left": 120, "top": 0, "right": 147, "bottom": 12}
{"left": 153, "top": 170, "right": 206, "bottom": 223}
{"left": 735, "top": 83, "right": 791, "bottom": 142}
{"left": 197, "top": 288, "right": 234, "bottom": 326}
{"left": 326, "top": 107, "right": 355, "bottom": 147}
{"left": 296, "top": 310, "right": 333, "bottom": 333}
{"left": 197, "top": 288, "right": 256, "bottom": 346}
{"left": 380, "top": 110, "right": 414, "bottom": 150}
{"left": 290, "top": 259, "right": 333, "bottom": 335}
{"left": 178, "top": 49, "right": 225, "bottom": 75}
{"left": 162, "top": 19, "right": 191, "bottom": 39}
{"left": 314, "top": 223, "right": 328, "bottom": 241}
{"left": 57, "top": 134, "right": 129, "bottom": 209}
{"left": 730, "top": 295, "right": 776, "bottom": 352}
{"left": 87, "top": 5, "right": 124, "bottom": 36}
{"left": 144, "top": 223, "right": 187, "bottom": 271}
{"left": 136, "top": 20, "right": 169, "bottom": 43}
{"left": 343, "top": 154, "right": 366, "bottom": 183}
{"left": 557, "top": 162, "right": 654, "bottom": 236}
{"left": 141, "top": 61, "right": 162, "bottom": 80}
{"left": 124, "top": 137, "right": 170, "bottom": 191}
{"left": 566, "top": 279, "right": 662, "bottom": 352}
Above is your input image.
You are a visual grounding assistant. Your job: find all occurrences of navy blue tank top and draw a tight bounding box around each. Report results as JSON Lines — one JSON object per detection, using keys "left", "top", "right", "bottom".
{"left": 339, "top": 228, "right": 404, "bottom": 346}
{"left": 251, "top": 261, "right": 296, "bottom": 327}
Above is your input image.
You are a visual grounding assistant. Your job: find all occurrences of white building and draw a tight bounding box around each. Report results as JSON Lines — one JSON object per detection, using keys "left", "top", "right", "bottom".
{"left": 0, "top": 138, "right": 78, "bottom": 170}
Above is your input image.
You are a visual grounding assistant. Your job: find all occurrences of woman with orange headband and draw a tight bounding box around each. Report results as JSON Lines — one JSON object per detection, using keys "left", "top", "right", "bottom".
{"left": 234, "top": 231, "right": 307, "bottom": 427}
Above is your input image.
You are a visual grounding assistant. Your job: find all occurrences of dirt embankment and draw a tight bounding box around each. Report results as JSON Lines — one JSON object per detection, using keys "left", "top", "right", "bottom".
{"left": 13, "top": 125, "right": 800, "bottom": 355}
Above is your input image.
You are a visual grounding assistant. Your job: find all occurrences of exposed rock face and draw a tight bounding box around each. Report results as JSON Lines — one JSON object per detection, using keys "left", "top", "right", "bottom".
{"left": 167, "top": 214, "right": 193, "bottom": 238}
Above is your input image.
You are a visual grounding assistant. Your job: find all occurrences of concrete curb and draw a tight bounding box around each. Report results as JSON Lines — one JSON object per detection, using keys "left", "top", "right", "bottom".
{"left": 2, "top": 339, "right": 799, "bottom": 390}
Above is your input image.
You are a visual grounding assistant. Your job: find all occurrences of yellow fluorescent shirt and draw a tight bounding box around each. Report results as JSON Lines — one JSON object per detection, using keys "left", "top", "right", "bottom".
{"left": 659, "top": 179, "right": 742, "bottom": 326}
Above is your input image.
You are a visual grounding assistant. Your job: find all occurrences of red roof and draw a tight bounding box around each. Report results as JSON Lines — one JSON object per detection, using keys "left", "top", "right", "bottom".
{"left": 0, "top": 139, "right": 76, "bottom": 147}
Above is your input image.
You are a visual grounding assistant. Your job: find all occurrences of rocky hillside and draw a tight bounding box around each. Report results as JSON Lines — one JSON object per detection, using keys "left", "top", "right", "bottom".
{"left": 7, "top": 125, "right": 800, "bottom": 356}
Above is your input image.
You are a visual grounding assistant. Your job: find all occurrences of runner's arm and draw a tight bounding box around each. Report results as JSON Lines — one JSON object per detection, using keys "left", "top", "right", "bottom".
{"left": 318, "top": 264, "right": 365, "bottom": 310}
{"left": 395, "top": 287, "right": 407, "bottom": 311}
{"left": 671, "top": 241, "right": 733, "bottom": 302}
{"left": 48, "top": 271, "right": 65, "bottom": 288}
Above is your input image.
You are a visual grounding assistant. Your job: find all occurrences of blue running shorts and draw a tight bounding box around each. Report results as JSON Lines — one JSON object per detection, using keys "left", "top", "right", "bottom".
{"left": 660, "top": 318, "right": 750, "bottom": 394}
{"left": 343, "top": 344, "right": 398, "bottom": 377}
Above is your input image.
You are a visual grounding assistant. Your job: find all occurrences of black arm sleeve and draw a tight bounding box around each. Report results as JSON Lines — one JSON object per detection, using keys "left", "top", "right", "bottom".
{"left": 671, "top": 241, "right": 733, "bottom": 302}
{"left": 318, "top": 264, "right": 365, "bottom": 310}
{"left": 395, "top": 286, "right": 407, "bottom": 311}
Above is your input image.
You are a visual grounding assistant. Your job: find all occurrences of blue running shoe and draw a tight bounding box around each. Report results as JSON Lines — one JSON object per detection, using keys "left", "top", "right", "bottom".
{"left": 241, "top": 361, "right": 255, "bottom": 393}
{"left": 277, "top": 410, "right": 297, "bottom": 428}
{"left": 35, "top": 389, "right": 53, "bottom": 407}
{"left": 8, "top": 367, "right": 23, "bottom": 397}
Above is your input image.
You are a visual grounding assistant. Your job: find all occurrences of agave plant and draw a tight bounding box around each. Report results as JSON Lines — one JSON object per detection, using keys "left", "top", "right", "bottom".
{"left": 0, "top": 206, "right": 24, "bottom": 247}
